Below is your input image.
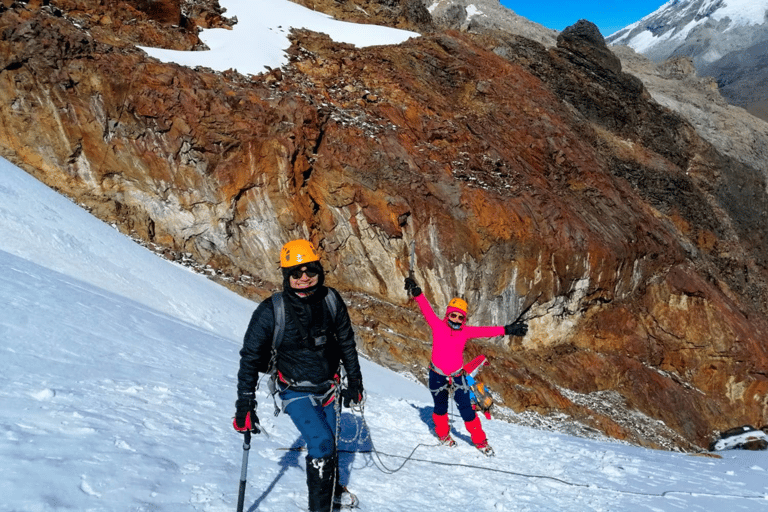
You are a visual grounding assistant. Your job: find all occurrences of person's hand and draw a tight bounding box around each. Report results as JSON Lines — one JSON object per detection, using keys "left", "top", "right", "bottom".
{"left": 233, "top": 397, "right": 261, "bottom": 433}
{"left": 504, "top": 320, "right": 528, "bottom": 337}
{"left": 342, "top": 379, "right": 364, "bottom": 408}
{"left": 404, "top": 277, "right": 422, "bottom": 297}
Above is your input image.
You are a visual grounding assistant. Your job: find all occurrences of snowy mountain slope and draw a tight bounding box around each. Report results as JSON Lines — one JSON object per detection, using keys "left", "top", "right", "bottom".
{"left": 139, "top": 0, "right": 419, "bottom": 75}
{"left": 607, "top": 0, "right": 768, "bottom": 67}
{"left": 0, "top": 158, "right": 253, "bottom": 341}
{"left": 5, "top": 0, "right": 768, "bottom": 509}
{"left": 4, "top": 159, "right": 768, "bottom": 511}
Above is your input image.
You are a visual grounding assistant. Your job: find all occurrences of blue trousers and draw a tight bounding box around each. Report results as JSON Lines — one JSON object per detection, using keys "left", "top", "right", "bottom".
{"left": 280, "top": 387, "right": 338, "bottom": 459}
{"left": 429, "top": 369, "right": 476, "bottom": 422}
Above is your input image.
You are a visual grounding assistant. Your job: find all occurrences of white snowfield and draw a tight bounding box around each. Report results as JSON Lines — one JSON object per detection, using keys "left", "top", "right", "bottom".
{"left": 139, "top": 0, "right": 419, "bottom": 75}
{"left": 3, "top": 156, "right": 768, "bottom": 511}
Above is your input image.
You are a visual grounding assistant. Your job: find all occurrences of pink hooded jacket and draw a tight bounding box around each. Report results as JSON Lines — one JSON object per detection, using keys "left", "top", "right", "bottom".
{"left": 414, "top": 294, "right": 504, "bottom": 374}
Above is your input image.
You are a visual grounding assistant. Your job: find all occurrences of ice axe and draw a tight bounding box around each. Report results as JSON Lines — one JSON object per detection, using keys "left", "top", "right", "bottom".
{"left": 408, "top": 239, "right": 416, "bottom": 280}
{"left": 236, "top": 431, "right": 252, "bottom": 512}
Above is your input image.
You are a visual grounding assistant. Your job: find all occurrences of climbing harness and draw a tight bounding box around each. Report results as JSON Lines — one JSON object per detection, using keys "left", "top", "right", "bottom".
{"left": 428, "top": 363, "right": 474, "bottom": 445}
{"left": 429, "top": 362, "right": 473, "bottom": 395}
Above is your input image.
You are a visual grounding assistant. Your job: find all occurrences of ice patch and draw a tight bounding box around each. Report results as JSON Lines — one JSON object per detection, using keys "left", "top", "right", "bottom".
{"left": 466, "top": 4, "right": 485, "bottom": 18}
{"left": 140, "top": 0, "right": 418, "bottom": 75}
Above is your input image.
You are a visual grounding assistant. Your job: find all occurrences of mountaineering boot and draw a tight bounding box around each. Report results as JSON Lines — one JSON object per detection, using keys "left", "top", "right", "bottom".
{"left": 439, "top": 433, "right": 457, "bottom": 447}
{"left": 432, "top": 412, "right": 456, "bottom": 447}
{"left": 306, "top": 454, "right": 335, "bottom": 512}
{"left": 465, "top": 416, "right": 494, "bottom": 456}
{"left": 333, "top": 485, "right": 359, "bottom": 509}
{"left": 333, "top": 457, "right": 359, "bottom": 509}
{"left": 474, "top": 440, "right": 495, "bottom": 457}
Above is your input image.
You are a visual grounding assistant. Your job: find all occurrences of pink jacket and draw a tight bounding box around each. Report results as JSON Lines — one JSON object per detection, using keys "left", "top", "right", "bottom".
{"left": 414, "top": 294, "right": 504, "bottom": 374}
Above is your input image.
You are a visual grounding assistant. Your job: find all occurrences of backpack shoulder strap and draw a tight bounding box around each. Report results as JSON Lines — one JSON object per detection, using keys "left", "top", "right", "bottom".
{"left": 324, "top": 289, "right": 339, "bottom": 319}
{"left": 268, "top": 292, "right": 285, "bottom": 416}
{"left": 271, "top": 289, "right": 337, "bottom": 354}
{"left": 271, "top": 292, "right": 285, "bottom": 350}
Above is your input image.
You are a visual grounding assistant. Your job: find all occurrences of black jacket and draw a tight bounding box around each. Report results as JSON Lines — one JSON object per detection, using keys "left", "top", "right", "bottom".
{"left": 237, "top": 286, "right": 362, "bottom": 398}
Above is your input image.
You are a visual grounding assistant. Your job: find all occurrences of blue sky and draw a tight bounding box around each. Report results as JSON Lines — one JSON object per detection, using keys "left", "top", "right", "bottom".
{"left": 500, "top": 0, "right": 666, "bottom": 37}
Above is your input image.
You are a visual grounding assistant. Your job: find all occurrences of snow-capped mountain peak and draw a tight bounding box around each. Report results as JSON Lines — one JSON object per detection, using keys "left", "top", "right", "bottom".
{"left": 608, "top": 0, "right": 768, "bottom": 64}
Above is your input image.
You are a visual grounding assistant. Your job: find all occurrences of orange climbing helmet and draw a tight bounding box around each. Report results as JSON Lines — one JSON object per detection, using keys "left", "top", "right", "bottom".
{"left": 447, "top": 297, "right": 468, "bottom": 316}
{"left": 280, "top": 239, "right": 320, "bottom": 268}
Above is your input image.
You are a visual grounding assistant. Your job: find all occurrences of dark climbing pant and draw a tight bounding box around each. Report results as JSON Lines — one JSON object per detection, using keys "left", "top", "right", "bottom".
{"left": 429, "top": 368, "right": 477, "bottom": 422}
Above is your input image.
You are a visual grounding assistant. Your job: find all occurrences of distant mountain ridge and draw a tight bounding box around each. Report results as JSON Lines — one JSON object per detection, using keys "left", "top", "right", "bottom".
{"left": 607, "top": 0, "right": 768, "bottom": 120}
{"left": 423, "top": 0, "right": 557, "bottom": 47}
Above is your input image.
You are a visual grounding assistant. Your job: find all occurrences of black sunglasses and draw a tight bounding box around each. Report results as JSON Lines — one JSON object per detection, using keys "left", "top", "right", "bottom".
{"left": 288, "top": 268, "right": 320, "bottom": 280}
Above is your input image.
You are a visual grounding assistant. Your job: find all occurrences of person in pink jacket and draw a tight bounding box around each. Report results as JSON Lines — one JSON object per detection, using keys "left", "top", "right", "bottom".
{"left": 404, "top": 277, "right": 528, "bottom": 456}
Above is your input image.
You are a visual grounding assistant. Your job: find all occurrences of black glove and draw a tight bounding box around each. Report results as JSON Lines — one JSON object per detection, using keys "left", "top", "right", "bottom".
{"left": 342, "top": 379, "right": 364, "bottom": 408}
{"left": 233, "top": 396, "right": 261, "bottom": 433}
{"left": 404, "top": 277, "right": 422, "bottom": 297}
{"left": 504, "top": 320, "right": 528, "bottom": 337}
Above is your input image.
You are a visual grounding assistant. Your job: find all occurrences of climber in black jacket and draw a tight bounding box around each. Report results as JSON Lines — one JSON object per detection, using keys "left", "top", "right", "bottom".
{"left": 234, "top": 239, "right": 364, "bottom": 512}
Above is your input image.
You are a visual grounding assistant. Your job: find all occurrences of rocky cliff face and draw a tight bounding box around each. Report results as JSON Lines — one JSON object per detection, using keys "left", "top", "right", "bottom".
{"left": 3, "top": 1, "right": 768, "bottom": 450}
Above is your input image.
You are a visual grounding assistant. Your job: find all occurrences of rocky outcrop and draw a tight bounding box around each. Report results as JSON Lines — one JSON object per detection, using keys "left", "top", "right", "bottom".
{"left": 612, "top": 46, "right": 768, "bottom": 182}
{"left": 701, "top": 39, "right": 768, "bottom": 121}
{"left": 291, "top": 0, "right": 434, "bottom": 33}
{"left": 18, "top": 0, "right": 218, "bottom": 51}
{"left": 556, "top": 20, "right": 622, "bottom": 75}
{"left": 3, "top": 1, "right": 768, "bottom": 450}
{"left": 425, "top": 0, "right": 558, "bottom": 48}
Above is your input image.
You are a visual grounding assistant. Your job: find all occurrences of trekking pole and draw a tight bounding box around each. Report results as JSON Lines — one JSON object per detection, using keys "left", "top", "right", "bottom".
{"left": 236, "top": 431, "right": 252, "bottom": 512}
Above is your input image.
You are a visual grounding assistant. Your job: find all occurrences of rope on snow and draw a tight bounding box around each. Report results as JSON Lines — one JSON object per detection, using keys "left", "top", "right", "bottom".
{"left": 333, "top": 397, "right": 768, "bottom": 501}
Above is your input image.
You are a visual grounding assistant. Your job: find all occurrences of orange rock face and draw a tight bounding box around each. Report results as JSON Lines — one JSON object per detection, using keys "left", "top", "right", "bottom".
{"left": 2, "top": 1, "right": 768, "bottom": 449}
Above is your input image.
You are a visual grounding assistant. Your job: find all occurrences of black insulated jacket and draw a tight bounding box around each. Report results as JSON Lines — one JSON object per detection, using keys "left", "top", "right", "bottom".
{"left": 237, "top": 286, "right": 362, "bottom": 397}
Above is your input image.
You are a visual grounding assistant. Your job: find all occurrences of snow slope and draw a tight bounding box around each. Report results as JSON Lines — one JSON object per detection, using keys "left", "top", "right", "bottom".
{"left": 610, "top": 0, "right": 768, "bottom": 47}
{"left": 4, "top": 157, "right": 768, "bottom": 511}
{"left": 139, "top": 0, "right": 419, "bottom": 75}
{"left": 608, "top": 0, "right": 768, "bottom": 65}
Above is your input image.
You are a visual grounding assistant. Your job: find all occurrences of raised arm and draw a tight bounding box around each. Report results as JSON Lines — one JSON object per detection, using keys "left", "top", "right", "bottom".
{"left": 405, "top": 276, "right": 442, "bottom": 329}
